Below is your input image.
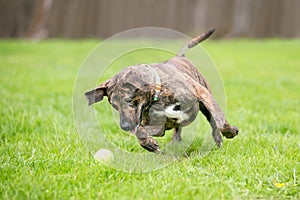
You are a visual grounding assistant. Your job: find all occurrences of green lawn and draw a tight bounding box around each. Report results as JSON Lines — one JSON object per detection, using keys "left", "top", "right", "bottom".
{"left": 0, "top": 39, "right": 299, "bottom": 199}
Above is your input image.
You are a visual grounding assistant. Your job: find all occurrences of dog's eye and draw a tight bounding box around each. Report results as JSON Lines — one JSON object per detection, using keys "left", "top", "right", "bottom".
{"left": 111, "top": 103, "right": 118, "bottom": 110}
{"left": 125, "top": 98, "right": 135, "bottom": 106}
{"left": 109, "top": 99, "right": 119, "bottom": 110}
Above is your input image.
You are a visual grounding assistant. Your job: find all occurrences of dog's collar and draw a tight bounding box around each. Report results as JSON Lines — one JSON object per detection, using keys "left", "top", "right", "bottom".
{"left": 145, "top": 64, "right": 161, "bottom": 101}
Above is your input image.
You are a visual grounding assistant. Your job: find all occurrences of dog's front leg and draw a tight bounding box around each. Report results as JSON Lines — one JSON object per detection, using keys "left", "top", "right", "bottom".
{"left": 135, "top": 126, "right": 160, "bottom": 153}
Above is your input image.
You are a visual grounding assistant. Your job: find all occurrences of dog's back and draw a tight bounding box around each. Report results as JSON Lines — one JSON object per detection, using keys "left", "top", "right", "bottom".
{"left": 164, "top": 56, "right": 211, "bottom": 92}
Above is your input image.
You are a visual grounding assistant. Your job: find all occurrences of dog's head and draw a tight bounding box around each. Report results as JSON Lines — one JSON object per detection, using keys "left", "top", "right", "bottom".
{"left": 85, "top": 66, "right": 154, "bottom": 132}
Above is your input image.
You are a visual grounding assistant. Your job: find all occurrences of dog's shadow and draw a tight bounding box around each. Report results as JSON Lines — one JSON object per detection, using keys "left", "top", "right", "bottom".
{"left": 184, "top": 136, "right": 219, "bottom": 157}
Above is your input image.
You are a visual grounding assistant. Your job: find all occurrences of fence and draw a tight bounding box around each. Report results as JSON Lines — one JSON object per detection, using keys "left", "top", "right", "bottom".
{"left": 0, "top": 0, "right": 299, "bottom": 39}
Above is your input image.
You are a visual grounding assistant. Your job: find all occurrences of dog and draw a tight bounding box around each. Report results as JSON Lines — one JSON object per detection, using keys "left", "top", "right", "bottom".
{"left": 85, "top": 29, "right": 238, "bottom": 153}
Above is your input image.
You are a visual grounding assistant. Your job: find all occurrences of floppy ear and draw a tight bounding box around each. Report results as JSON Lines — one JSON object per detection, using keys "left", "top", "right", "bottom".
{"left": 85, "top": 80, "right": 110, "bottom": 106}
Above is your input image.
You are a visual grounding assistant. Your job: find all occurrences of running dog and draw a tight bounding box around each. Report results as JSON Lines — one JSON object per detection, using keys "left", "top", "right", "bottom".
{"left": 85, "top": 29, "right": 238, "bottom": 152}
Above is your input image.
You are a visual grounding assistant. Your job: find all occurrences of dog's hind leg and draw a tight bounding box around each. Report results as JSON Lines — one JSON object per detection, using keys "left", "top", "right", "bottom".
{"left": 200, "top": 103, "right": 222, "bottom": 146}
{"left": 172, "top": 127, "right": 182, "bottom": 142}
{"left": 135, "top": 126, "right": 160, "bottom": 153}
{"left": 191, "top": 82, "right": 239, "bottom": 140}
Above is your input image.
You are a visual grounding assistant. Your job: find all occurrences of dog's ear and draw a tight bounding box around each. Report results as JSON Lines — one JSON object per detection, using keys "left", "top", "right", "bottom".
{"left": 85, "top": 80, "right": 110, "bottom": 106}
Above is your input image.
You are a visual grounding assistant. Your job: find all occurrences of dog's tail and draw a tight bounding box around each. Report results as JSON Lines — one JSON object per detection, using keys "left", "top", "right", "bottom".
{"left": 177, "top": 29, "right": 215, "bottom": 57}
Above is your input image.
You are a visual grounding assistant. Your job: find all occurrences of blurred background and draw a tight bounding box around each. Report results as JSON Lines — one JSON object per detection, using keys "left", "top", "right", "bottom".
{"left": 0, "top": 0, "right": 299, "bottom": 39}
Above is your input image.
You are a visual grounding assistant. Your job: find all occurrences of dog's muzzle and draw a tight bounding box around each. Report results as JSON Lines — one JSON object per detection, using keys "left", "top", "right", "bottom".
{"left": 120, "top": 121, "right": 131, "bottom": 131}
{"left": 120, "top": 115, "right": 140, "bottom": 133}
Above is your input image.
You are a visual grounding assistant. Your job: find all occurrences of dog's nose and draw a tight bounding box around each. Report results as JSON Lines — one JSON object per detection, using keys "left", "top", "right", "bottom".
{"left": 120, "top": 121, "right": 131, "bottom": 131}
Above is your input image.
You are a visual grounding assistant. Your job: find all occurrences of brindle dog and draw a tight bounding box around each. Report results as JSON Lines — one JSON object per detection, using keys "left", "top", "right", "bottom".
{"left": 85, "top": 29, "right": 238, "bottom": 153}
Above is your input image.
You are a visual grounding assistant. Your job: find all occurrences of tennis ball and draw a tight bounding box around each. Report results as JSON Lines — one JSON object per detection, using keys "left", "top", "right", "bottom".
{"left": 94, "top": 149, "right": 114, "bottom": 163}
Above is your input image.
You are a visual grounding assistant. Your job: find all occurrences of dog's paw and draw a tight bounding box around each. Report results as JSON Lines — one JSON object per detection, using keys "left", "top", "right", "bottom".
{"left": 138, "top": 137, "right": 160, "bottom": 153}
{"left": 221, "top": 124, "right": 239, "bottom": 139}
{"left": 213, "top": 131, "right": 223, "bottom": 147}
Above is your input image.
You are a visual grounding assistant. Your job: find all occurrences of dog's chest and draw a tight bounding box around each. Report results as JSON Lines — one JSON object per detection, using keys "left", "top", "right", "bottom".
{"left": 147, "top": 101, "right": 199, "bottom": 128}
{"left": 153, "top": 104, "right": 188, "bottom": 123}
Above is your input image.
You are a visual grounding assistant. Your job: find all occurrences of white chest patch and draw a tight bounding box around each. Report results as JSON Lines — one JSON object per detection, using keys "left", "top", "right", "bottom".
{"left": 154, "top": 104, "right": 189, "bottom": 123}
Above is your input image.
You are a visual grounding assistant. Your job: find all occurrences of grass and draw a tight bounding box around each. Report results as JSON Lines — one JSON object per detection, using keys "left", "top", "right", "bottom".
{"left": 0, "top": 38, "right": 299, "bottom": 199}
